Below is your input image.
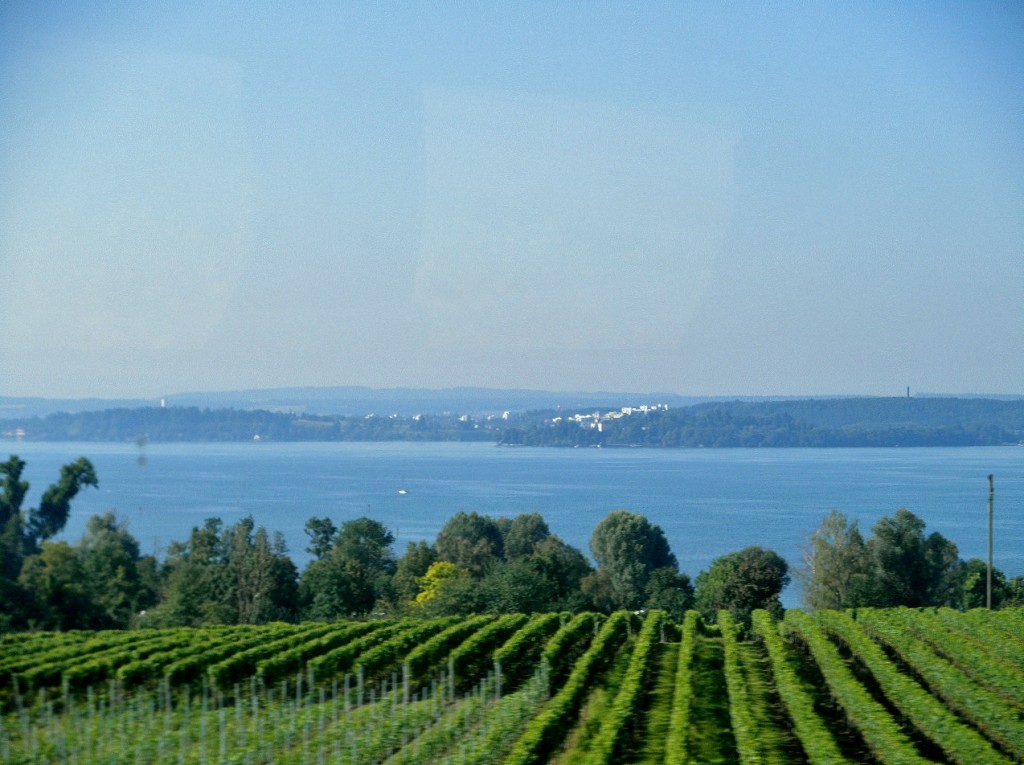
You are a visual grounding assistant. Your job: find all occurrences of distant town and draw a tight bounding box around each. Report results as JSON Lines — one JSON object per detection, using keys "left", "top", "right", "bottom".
{"left": 2, "top": 393, "right": 1022, "bottom": 448}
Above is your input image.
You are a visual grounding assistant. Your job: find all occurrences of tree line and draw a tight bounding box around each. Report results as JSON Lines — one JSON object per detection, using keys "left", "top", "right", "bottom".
{"left": 500, "top": 398, "right": 1024, "bottom": 447}
{"left": 2, "top": 454, "right": 1021, "bottom": 635}
{"left": 4, "top": 397, "right": 1023, "bottom": 446}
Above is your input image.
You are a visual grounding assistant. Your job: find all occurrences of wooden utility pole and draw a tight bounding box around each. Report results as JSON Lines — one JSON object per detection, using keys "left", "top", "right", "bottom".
{"left": 987, "top": 474, "right": 994, "bottom": 609}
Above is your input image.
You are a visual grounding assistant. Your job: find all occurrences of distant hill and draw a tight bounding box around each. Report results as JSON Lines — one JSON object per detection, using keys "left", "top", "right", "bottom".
{"left": 157, "top": 386, "right": 708, "bottom": 416}
{"left": 2, "top": 395, "right": 1023, "bottom": 446}
{"left": 5, "top": 386, "right": 1019, "bottom": 420}
{"left": 0, "top": 396, "right": 155, "bottom": 419}
{"left": 499, "top": 397, "right": 1024, "bottom": 447}
{"left": 0, "top": 387, "right": 731, "bottom": 419}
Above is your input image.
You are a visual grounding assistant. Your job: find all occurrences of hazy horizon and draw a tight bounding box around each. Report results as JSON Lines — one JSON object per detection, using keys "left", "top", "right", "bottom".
{"left": 2, "top": 3, "right": 1022, "bottom": 400}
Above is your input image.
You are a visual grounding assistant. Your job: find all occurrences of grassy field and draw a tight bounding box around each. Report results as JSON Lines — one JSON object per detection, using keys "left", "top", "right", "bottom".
{"left": 1, "top": 607, "right": 1021, "bottom": 764}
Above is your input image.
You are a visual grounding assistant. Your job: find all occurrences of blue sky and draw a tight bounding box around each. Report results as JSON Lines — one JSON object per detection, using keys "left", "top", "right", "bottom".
{"left": 1, "top": 2, "right": 1021, "bottom": 398}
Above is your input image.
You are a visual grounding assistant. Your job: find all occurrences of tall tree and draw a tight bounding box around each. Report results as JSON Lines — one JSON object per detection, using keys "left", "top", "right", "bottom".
{"left": 695, "top": 546, "right": 790, "bottom": 626}
{"left": 644, "top": 567, "right": 694, "bottom": 621}
{"left": 412, "top": 561, "right": 476, "bottom": 614}
{"left": 528, "top": 535, "right": 592, "bottom": 611}
{"left": 959, "top": 558, "right": 1011, "bottom": 610}
{"left": 77, "top": 512, "right": 155, "bottom": 628}
{"left": 304, "top": 517, "right": 338, "bottom": 559}
{"left": 391, "top": 540, "right": 437, "bottom": 606}
{"left": 18, "top": 512, "right": 155, "bottom": 630}
{"left": 26, "top": 458, "right": 98, "bottom": 547}
{"left": 435, "top": 511, "right": 504, "bottom": 576}
{"left": 17, "top": 542, "right": 89, "bottom": 630}
{"left": 225, "top": 517, "right": 298, "bottom": 624}
{"left": 800, "top": 510, "right": 872, "bottom": 610}
{"left": 299, "top": 517, "right": 395, "bottom": 619}
{"left": 501, "top": 512, "right": 551, "bottom": 560}
{"left": 0, "top": 455, "right": 97, "bottom": 631}
{"left": 146, "top": 516, "right": 297, "bottom": 627}
{"left": 589, "top": 509, "right": 677, "bottom": 610}
{"left": 867, "top": 508, "right": 960, "bottom": 607}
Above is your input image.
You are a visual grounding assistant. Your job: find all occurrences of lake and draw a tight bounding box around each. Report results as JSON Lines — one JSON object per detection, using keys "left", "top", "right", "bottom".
{"left": 6, "top": 441, "right": 1023, "bottom": 607}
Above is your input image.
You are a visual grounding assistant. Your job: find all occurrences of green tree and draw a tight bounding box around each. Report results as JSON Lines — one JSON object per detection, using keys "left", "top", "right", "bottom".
{"left": 799, "top": 510, "right": 873, "bottom": 611}
{"left": 866, "top": 508, "right": 960, "bottom": 607}
{"left": 644, "top": 567, "right": 694, "bottom": 621}
{"left": 26, "top": 457, "right": 98, "bottom": 546}
{"left": 145, "top": 516, "right": 297, "bottom": 627}
{"left": 0, "top": 455, "right": 98, "bottom": 631}
{"left": 143, "top": 519, "right": 232, "bottom": 627}
{"left": 77, "top": 512, "right": 155, "bottom": 628}
{"left": 528, "top": 535, "right": 592, "bottom": 611}
{"left": 472, "top": 534, "right": 593, "bottom": 614}
{"left": 304, "top": 517, "right": 337, "bottom": 559}
{"left": 695, "top": 546, "right": 790, "bottom": 627}
{"left": 391, "top": 540, "right": 437, "bottom": 607}
{"left": 589, "top": 509, "right": 677, "bottom": 610}
{"left": 1006, "top": 576, "right": 1024, "bottom": 607}
{"left": 298, "top": 517, "right": 395, "bottom": 619}
{"left": 501, "top": 512, "right": 550, "bottom": 560}
{"left": 17, "top": 512, "right": 155, "bottom": 630}
{"left": 17, "top": 542, "right": 90, "bottom": 630}
{"left": 958, "top": 558, "right": 1012, "bottom": 610}
{"left": 580, "top": 569, "right": 617, "bottom": 613}
{"left": 225, "top": 517, "right": 298, "bottom": 624}
{"left": 435, "top": 511, "right": 504, "bottom": 576}
{"left": 1, "top": 454, "right": 97, "bottom": 562}
{"left": 477, "top": 558, "right": 556, "bottom": 613}
{"left": 413, "top": 560, "right": 474, "bottom": 613}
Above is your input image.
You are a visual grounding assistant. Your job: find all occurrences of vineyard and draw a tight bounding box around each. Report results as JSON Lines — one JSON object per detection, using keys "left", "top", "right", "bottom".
{"left": 1, "top": 607, "right": 1022, "bottom": 764}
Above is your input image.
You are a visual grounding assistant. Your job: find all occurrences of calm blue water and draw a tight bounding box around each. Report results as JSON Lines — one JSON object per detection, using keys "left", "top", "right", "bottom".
{"left": 6, "top": 442, "right": 1023, "bottom": 608}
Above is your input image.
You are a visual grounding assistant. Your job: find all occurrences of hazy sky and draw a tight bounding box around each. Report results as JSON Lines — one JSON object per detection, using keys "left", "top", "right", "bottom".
{"left": 2, "top": 2, "right": 1021, "bottom": 399}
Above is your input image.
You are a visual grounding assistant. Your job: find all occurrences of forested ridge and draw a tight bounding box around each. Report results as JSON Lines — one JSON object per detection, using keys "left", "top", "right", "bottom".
{"left": 500, "top": 397, "right": 1024, "bottom": 447}
{"left": 3, "top": 396, "right": 1023, "bottom": 446}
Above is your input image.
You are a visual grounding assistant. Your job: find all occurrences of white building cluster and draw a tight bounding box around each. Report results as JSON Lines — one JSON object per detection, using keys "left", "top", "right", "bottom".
{"left": 550, "top": 403, "right": 669, "bottom": 431}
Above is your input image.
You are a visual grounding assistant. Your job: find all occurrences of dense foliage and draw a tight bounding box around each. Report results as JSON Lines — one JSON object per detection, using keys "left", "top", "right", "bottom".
{"left": 2, "top": 607, "right": 1021, "bottom": 764}
{"left": 798, "top": 508, "right": 1013, "bottom": 612}
{"left": 2, "top": 455, "right": 1022, "bottom": 636}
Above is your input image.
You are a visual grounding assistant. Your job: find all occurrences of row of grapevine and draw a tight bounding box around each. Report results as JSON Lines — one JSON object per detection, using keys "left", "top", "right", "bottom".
{"left": 304, "top": 621, "right": 421, "bottom": 684}
{"left": 207, "top": 622, "right": 336, "bottom": 688}
{"left": 719, "top": 610, "right": 790, "bottom": 765}
{"left": 491, "top": 612, "right": 562, "bottom": 691}
{"left": 384, "top": 611, "right": 596, "bottom": 764}
{"left": 750, "top": 609, "right": 846, "bottom": 764}
{"left": 2, "top": 607, "right": 1021, "bottom": 763}
{"left": 164, "top": 629, "right": 293, "bottom": 686}
{"left": 448, "top": 612, "right": 529, "bottom": 691}
{"left": 257, "top": 621, "right": 383, "bottom": 684}
{"left": 781, "top": 609, "right": 932, "bottom": 765}
{"left": 503, "top": 610, "right": 633, "bottom": 765}
{"left": 878, "top": 607, "right": 1024, "bottom": 708}
{"left": 855, "top": 608, "right": 1024, "bottom": 759}
{"left": 539, "top": 611, "right": 604, "bottom": 691}
{"left": 1, "top": 628, "right": 185, "bottom": 689}
{"left": 944, "top": 608, "right": 1024, "bottom": 667}
{"left": 402, "top": 614, "right": 495, "bottom": 681}
{"left": 584, "top": 609, "right": 666, "bottom": 764}
{"left": 110, "top": 626, "right": 253, "bottom": 687}
{"left": 816, "top": 609, "right": 1006, "bottom": 765}
{"left": 663, "top": 609, "right": 699, "bottom": 765}
{"left": 344, "top": 616, "right": 463, "bottom": 684}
